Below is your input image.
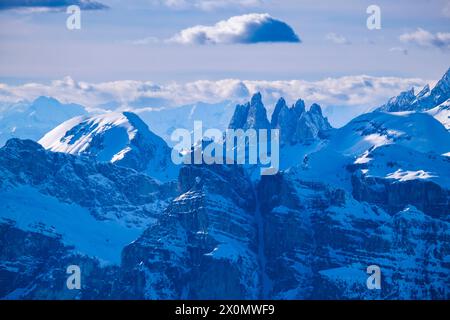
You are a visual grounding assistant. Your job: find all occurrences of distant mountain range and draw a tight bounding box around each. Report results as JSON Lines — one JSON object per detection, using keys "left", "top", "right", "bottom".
{"left": 0, "top": 96, "right": 86, "bottom": 147}
{"left": 377, "top": 67, "right": 450, "bottom": 113}
{"left": 0, "top": 67, "right": 449, "bottom": 299}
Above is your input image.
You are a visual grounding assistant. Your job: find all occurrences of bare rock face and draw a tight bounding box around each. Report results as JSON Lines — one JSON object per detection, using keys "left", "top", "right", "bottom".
{"left": 257, "top": 169, "right": 450, "bottom": 299}
{"left": 0, "top": 138, "right": 176, "bottom": 226}
{"left": 378, "top": 88, "right": 417, "bottom": 112}
{"left": 351, "top": 174, "right": 449, "bottom": 219}
{"left": 1, "top": 81, "right": 450, "bottom": 300}
{"left": 378, "top": 67, "right": 450, "bottom": 112}
{"left": 231, "top": 94, "right": 332, "bottom": 146}
{"left": 0, "top": 222, "right": 118, "bottom": 300}
{"left": 120, "top": 163, "right": 260, "bottom": 299}
{"left": 229, "top": 92, "right": 271, "bottom": 131}
{"left": 293, "top": 103, "right": 332, "bottom": 144}
{"left": 0, "top": 138, "right": 178, "bottom": 299}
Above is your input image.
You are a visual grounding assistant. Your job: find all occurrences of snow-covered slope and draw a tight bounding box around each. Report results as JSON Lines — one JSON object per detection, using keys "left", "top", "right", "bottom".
{"left": 426, "top": 99, "right": 450, "bottom": 130}
{"left": 0, "top": 186, "right": 143, "bottom": 265}
{"left": 356, "top": 144, "right": 450, "bottom": 188}
{"left": 298, "top": 107, "right": 450, "bottom": 216}
{"left": 254, "top": 94, "right": 450, "bottom": 297}
{"left": 0, "top": 138, "right": 177, "bottom": 267}
{"left": 39, "top": 112, "right": 178, "bottom": 182}
{"left": 0, "top": 96, "right": 86, "bottom": 147}
{"left": 2, "top": 86, "right": 450, "bottom": 299}
{"left": 329, "top": 111, "right": 450, "bottom": 157}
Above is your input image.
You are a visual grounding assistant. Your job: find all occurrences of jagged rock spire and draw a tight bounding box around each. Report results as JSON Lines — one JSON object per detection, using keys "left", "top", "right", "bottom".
{"left": 229, "top": 92, "right": 270, "bottom": 130}
{"left": 229, "top": 93, "right": 332, "bottom": 145}
{"left": 271, "top": 97, "right": 288, "bottom": 127}
{"left": 377, "top": 67, "right": 450, "bottom": 112}
{"left": 309, "top": 103, "right": 323, "bottom": 115}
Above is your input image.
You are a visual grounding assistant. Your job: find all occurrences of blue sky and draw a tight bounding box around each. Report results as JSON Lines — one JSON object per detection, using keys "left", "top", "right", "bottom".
{"left": 0, "top": 0, "right": 449, "bottom": 83}
{"left": 0, "top": 0, "right": 449, "bottom": 127}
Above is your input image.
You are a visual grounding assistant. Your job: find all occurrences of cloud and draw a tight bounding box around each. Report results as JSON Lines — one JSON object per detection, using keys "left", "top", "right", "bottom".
{"left": 325, "top": 33, "right": 351, "bottom": 45}
{"left": 169, "top": 13, "right": 300, "bottom": 45}
{"left": 0, "top": 75, "right": 431, "bottom": 122}
{"left": 0, "top": 0, "right": 108, "bottom": 11}
{"left": 400, "top": 28, "right": 450, "bottom": 50}
{"left": 156, "top": 0, "right": 265, "bottom": 11}
{"left": 389, "top": 47, "right": 408, "bottom": 55}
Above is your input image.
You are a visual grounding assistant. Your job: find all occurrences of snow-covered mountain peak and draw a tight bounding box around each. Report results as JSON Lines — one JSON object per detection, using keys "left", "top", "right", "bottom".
{"left": 329, "top": 111, "right": 450, "bottom": 157}
{"left": 40, "top": 112, "right": 144, "bottom": 158}
{"left": 0, "top": 96, "right": 87, "bottom": 147}
{"left": 39, "top": 112, "right": 178, "bottom": 181}
{"left": 377, "top": 67, "right": 450, "bottom": 114}
{"left": 416, "top": 84, "right": 430, "bottom": 100}
{"left": 430, "top": 67, "right": 450, "bottom": 102}
{"left": 378, "top": 88, "right": 416, "bottom": 112}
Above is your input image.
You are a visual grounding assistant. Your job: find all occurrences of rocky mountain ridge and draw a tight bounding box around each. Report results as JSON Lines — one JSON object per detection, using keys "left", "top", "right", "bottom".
{"left": 1, "top": 70, "right": 449, "bottom": 299}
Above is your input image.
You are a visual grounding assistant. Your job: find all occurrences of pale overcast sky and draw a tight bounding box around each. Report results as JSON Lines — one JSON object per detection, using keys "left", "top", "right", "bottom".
{"left": 0, "top": 0, "right": 449, "bottom": 83}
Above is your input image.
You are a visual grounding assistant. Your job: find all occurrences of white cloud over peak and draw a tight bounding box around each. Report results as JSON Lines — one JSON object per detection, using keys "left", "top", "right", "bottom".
{"left": 169, "top": 13, "right": 300, "bottom": 45}
{"left": 400, "top": 28, "right": 450, "bottom": 50}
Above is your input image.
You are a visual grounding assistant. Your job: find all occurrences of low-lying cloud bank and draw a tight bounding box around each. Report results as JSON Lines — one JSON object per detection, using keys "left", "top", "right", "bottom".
{"left": 0, "top": 75, "right": 431, "bottom": 127}
{"left": 169, "top": 13, "right": 300, "bottom": 45}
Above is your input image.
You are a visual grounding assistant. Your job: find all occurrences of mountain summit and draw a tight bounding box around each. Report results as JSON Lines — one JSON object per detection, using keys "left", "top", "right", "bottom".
{"left": 229, "top": 93, "right": 332, "bottom": 145}
{"left": 229, "top": 92, "right": 271, "bottom": 130}
{"left": 378, "top": 67, "right": 450, "bottom": 112}
{"left": 0, "top": 96, "right": 86, "bottom": 146}
{"left": 1, "top": 72, "right": 450, "bottom": 300}
{"left": 39, "top": 112, "right": 178, "bottom": 182}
